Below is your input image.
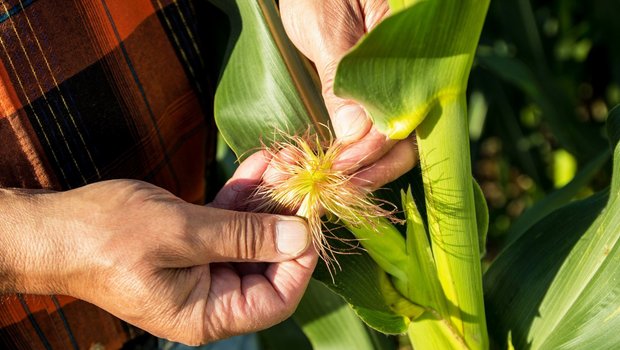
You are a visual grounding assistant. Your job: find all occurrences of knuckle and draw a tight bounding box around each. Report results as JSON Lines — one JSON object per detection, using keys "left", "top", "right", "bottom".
{"left": 320, "top": 71, "right": 336, "bottom": 95}
{"left": 280, "top": 303, "right": 296, "bottom": 321}
{"left": 151, "top": 204, "right": 191, "bottom": 246}
{"left": 200, "top": 312, "right": 236, "bottom": 345}
{"left": 229, "top": 212, "right": 265, "bottom": 259}
{"left": 166, "top": 205, "right": 191, "bottom": 233}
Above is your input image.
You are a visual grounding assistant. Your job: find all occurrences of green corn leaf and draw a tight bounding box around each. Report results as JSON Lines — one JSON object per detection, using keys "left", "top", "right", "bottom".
{"left": 484, "top": 106, "right": 620, "bottom": 349}
{"left": 406, "top": 319, "right": 469, "bottom": 350}
{"left": 473, "top": 179, "right": 489, "bottom": 257}
{"left": 378, "top": 269, "right": 425, "bottom": 321}
{"left": 400, "top": 187, "right": 445, "bottom": 315}
{"left": 399, "top": 188, "right": 472, "bottom": 349}
{"left": 210, "top": 0, "right": 329, "bottom": 159}
{"left": 295, "top": 280, "right": 395, "bottom": 350}
{"left": 313, "top": 226, "right": 411, "bottom": 335}
{"left": 345, "top": 217, "right": 409, "bottom": 282}
{"left": 334, "top": 0, "right": 489, "bottom": 139}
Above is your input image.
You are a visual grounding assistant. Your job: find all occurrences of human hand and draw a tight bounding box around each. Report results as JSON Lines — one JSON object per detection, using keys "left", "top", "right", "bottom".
{"left": 0, "top": 156, "right": 316, "bottom": 345}
{"left": 280, "top": 0, "right": 418, "bottom": 188}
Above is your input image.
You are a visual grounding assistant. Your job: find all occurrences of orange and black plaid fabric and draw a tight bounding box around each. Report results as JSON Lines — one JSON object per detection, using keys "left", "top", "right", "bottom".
{"left": 0, "top": 0, "right": 216, "bottom": 348}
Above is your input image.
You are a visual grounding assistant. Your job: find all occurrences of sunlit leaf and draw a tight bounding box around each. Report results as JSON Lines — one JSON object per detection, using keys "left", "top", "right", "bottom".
{"left": 335, "top": 0, "right": 489, "bottom": 139}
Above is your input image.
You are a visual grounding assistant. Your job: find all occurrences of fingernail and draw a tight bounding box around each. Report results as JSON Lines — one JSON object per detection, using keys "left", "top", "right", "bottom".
{"left": 276, "top": 218, "right": 310, "bottom": 256}
{"left": 334, "top": 105, "right": 370, "bottom": 142}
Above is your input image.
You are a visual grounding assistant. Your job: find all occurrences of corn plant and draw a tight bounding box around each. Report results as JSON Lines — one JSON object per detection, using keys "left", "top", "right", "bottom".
{"left": 208, "top": 0, "right": 620, "bottom": 348}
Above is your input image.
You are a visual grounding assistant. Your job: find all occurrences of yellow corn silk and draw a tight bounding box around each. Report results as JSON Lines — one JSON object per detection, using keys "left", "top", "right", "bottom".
{"left": 252, "top": 131, "right": 401, "bottom": 272}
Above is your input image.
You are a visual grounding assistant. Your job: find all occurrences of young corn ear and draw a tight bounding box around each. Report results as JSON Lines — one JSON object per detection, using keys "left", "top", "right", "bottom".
{"left": 252, "top": 130, "right": 401, "bottom": 273}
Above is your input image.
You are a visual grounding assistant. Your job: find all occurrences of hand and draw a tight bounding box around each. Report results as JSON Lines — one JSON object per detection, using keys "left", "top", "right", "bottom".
{"left": 280, "top": 0, "right": 418, "bottom": 188}
{"left": 0, "top": 154, "right": 316, "bottom": 345}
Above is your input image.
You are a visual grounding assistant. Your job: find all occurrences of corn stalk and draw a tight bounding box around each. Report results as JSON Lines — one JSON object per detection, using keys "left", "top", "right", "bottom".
{"left": 334, "top": 1, "right": 490, "bottom": 348}
{"left": 415, "top": 96, "right": 486, "bottom": 348}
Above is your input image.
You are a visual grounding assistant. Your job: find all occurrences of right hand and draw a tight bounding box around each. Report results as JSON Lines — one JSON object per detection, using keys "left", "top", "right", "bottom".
{"left": 0, "top": 152, "right": 316, "bottom": 345}
{"left": 280, "top": 0, "right": 418, "bottom": 189}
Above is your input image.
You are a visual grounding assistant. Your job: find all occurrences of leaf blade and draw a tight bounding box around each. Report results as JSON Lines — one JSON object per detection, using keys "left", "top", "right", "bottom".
{"left": 484, "top": 106, "right": 620, "bottom": 349}
{"left": 334, "top": 0, "right": 489, "bottom": 139}
{"left": 211, "top": 0, "right": 329, "bottom": 158}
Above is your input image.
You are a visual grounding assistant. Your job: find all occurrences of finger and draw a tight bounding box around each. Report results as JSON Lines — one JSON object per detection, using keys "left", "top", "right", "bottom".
{"left": 333, "top": 126, "right": 397, "bottom": 172}
{"left": 203, "top": 248, "right": 318, "bottom": 340}
{"left": 351, "top": 134, "right": 419, "bottom": 190}
{"left": 261, "top": 146, "right": 298, "bottom": 186}
{"left": 184, "top": 207, "right": 311, "bottom": 263}
{"left": 210, "top": 151, "right": 271, "bottom": 210}
{"left": 312, "top": 24, "right": 371, "bottom": 143}
{"left": 281, "top": 0, "right": 371, "bottom": 142}
{"left": 323, "top": 69, "right": 373, "bottom": 143}
{"left": 361, "top": 0, "right": 391, "bottom": 31}
{"left": 263, "top": 245, "right": 318, "bottom": 307}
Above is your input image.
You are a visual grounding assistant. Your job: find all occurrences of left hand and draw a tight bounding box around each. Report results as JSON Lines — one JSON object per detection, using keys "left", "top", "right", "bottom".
{"left": 280, "top": 0, "right": 418, "bottom": 189}
{"left": 0, "top": 153, "right": 316, "bottom": 346}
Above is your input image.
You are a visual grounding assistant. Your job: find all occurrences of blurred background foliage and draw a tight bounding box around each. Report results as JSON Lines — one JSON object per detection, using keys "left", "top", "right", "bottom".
{"left": 470, "top": 0, "right": 619, "bottom": 260}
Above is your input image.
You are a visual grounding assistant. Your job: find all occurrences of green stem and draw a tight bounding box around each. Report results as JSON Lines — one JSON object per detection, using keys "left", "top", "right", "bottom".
{"left": 415, "top": 95, "right": 488, "bottom": 349}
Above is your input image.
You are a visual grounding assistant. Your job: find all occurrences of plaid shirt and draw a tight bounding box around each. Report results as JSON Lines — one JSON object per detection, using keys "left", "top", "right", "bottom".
{"left": 0, "top": 0, "right": 216, "bottom": 348}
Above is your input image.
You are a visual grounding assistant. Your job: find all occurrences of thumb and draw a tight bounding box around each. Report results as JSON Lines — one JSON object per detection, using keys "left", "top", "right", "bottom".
{"left": 187, "top": 206, "right": 311, "bottom": 263}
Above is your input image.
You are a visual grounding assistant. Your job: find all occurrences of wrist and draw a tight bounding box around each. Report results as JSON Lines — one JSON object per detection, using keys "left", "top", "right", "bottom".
{"left": 0, "top": 188, "right": 78, "bottom": 295}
